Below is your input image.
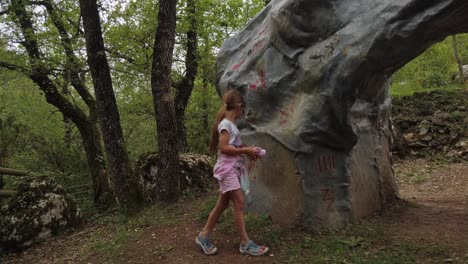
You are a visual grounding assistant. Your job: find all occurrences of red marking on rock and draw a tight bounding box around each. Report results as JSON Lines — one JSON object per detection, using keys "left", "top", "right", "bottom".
{"left": 317, "top": 155, "right": 336, "bottom": 173}
{"left": 232, "top": 57, "right": 246, "bottom": 72}
{"left": 320, "top": 187, "right": 335, "bottom": 210}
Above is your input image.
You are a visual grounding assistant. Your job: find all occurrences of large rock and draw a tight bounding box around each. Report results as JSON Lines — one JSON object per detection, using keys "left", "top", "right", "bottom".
{"left": 0, "top": 177, "right": 81, "bottom": 250}
{"left": 136, "top": 153, "right": 214, "bottom": 203}
{"left": 216, "top": 0, "right": 468, "bottom": 229}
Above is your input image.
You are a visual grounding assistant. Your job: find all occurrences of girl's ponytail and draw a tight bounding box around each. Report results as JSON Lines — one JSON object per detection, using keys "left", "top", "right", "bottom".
{"left": 209, "top": 105, "right": 226, "bottom": 154}
{"left": 209, "top": 89, "right": 244, "bottom": 154}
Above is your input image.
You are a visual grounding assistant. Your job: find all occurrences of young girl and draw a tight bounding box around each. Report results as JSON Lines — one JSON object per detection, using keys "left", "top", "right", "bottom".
{"left": 195, "top": 89, "right": 269, "bottom": 256}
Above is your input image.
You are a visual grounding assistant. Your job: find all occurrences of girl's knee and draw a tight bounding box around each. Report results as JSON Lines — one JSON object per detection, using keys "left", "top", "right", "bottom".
{"left": 232, "top": 198, "right": 244, "bottom": 211}
{"left": 229, "top": 189, "right": 244, "bottom": 210}
{"left": 220, "top": 200, "right": 230, "bottom": 211}
{"left": 214, "top": 201, "right": 228, "bottom": 213}
{"left": 234, "top": 203, "right": 244, "bottom": 212}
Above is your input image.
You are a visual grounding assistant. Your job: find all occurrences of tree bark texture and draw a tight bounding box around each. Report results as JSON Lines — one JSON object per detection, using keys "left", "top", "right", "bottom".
{"left": 452, "top": 35, "right": 465, "bottom": 83}
{"left": 9, "top": 0, "right": 113, "bottom": 207}
{"left": 79, "top": 0, "right": 142, "bottom": 211}
{"left": 77, "top": 119, "right": 114, "bottom": 206}
{"left": 202, "top": 76, "right": 210, "bottom": 149}
{"left": 200, "top": 44, "right": 213, "bottom": 151}
{"left": 0, "top": 160, "right": 4, "bottom": 190}
{"left": 151, "top": 0, "right": 180, "bottom": 203}
{"left": 175, "top": 0, "right": 198, "bottom": 153}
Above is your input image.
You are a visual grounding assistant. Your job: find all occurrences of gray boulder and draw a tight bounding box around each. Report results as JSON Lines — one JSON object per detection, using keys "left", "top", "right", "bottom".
{"left": 216, "top": 0, "right": 468, "bottom": 229}
{"left": 136, "top": 153, "right": 214, "bottom": 203}
{"left": 0, "top": 177, "right": 81, "bottom": 250}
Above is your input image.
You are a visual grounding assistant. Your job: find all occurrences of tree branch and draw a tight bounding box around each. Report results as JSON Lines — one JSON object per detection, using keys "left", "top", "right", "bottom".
{"left": 175, "top": 0, "right": 198, "bottom": 112}
{"left": 26, "top": 0, "right": 46, "bottom": 5}
{"left": 11, "top": 0, "right": 41, "bottom": 60}
{"left": 11, "top": 0, "right": 88, "bottom": 124}
{"left": 0, "top": 61, "right": 31, "bottom": 75}
{"left": 67, "top": 17, "right": 84, "bottom": 39}
{"left": 105, "top": 47, "right": 135, "bottom": 63}
{"left": 41, "top": 0, "right": 96, "bottom": 110}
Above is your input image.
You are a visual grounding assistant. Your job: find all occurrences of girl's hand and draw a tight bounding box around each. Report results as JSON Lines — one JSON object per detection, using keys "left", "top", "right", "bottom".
{"left": 243, "top": 146, "right": 259, "bottom": 159}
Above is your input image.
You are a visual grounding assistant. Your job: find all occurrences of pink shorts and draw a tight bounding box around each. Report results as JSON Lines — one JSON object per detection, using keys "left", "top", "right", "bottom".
{"left": 217, "top": 167, "right": 241, "bottom": 193}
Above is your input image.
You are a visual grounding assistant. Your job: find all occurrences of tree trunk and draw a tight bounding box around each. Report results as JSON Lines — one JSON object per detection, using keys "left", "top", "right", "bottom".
{"left": 0, "top": 160, "right": 4, "bottom": 190}
{"left": 9, "top": 0, "right": 113, "bottom": 208}
{"left": 175, "top": 0, "right": 198, "bottom": 153}
{"left": 199, "top": 43, "right": 213, "bottom": 151}
{"left": 151, "top": 0, "right": 180, "bottom": 203}
{"left": 79, "top": 0, "right": 141, "bottom": 211}
{"left": 0, "top": 160, "right": 4, "bottom": 205}
{"left": 452, "top": 35, "right": 465, "bottom": 83}
{"left": 76, "top": 118, "right": 114, "bottom": 206}
{"left": 201, "top": 73, "right": 210, "bottom": 150}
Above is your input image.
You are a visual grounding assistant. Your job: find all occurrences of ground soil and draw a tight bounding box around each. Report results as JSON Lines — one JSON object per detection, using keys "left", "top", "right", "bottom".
{"left": 385, "top": 159, "right": 468, "bottom": 258}
{"left": 2, "top": 158, "right": 467, "bottom": 264}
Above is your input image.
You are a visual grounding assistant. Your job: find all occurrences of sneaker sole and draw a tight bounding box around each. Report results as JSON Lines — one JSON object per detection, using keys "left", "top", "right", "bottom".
{"left": 195, "top": 236, "right": 218, "bottom": 255}
{"left": 239, "top": 246, "right": 269, "bottom": 256}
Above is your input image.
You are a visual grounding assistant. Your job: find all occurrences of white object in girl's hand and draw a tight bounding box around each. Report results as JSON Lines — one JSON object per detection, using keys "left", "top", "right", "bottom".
{"left": 254, "top": 147, "right": 267, "bottom": 157}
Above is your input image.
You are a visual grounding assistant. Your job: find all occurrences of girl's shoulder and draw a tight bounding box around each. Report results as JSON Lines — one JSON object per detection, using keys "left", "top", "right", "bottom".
{"left": 218, "top": 118, "right": 237, "bottom": 131}
{"left": 219, "top": 118, "right": 235, "bottom": 127}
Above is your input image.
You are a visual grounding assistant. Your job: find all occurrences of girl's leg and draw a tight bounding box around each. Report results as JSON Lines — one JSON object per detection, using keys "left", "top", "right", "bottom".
{"left": 230, "top": 189, "right": 268, "bottom": 254}
{"left": 229, "top": 189, "right": 249, "bottom": 245}
{"left": 201, "top": 191, "right": 230, "bottom": 237}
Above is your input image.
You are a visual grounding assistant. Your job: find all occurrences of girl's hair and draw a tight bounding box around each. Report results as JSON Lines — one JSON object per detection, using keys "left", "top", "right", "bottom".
{"left": 209, "top": 89, "right": 244, "bottom": 154}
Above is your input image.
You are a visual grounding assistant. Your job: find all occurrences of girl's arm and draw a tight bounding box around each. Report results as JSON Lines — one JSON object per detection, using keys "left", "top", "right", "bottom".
{"left": 219, "top": 130, "right": 258, "bottom": 158}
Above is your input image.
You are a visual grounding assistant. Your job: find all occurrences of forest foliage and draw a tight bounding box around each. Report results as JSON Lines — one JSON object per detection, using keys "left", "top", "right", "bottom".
{"left": 0, "top": 0, "right": 265, "bottom": 198}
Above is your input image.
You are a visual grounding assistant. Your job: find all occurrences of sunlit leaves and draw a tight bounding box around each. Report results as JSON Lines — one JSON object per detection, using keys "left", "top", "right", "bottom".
{"left": 391, "top": 34, "right": 468, "bottom": 93}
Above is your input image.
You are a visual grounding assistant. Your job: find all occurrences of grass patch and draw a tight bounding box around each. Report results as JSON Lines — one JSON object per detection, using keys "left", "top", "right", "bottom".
{"left": 82, "top": 201, "right": 188, "bottom": 262}
{"left": 400, "top": 170, "right": 428, "bottom": 185}
{"left": 197, "top": 196, "right": 217, "bottom": 221}
{"left": 195, "top": 195, "right": 447, "bottom": 263}
{"left": 130, "top": 202, "right": 184, "bottom": 228}
{"left": 279, "top": 223, "right": 448, "bottom": 263}
{"left": 244, "top": 213, "right": 283, "bottom": 247}
{"left": 76, "top": 198, "right": 98, "bottom": 218}
{"left": 197, "top": 196, "right": 283, "bottom": 246}
{"left": 74, "top": 193, "right": 449, "bottom": 263}
{"left": 2, "top": 190, "right": 451, "bottom": 264}
{"left": 89, "top": 226, "right": 129, "bottom": 260}
{"left": 413, "top": 174, "right": 427, "bottom": 184}
{"left": 391, "top": 82, "right": 464, "bottom": 98}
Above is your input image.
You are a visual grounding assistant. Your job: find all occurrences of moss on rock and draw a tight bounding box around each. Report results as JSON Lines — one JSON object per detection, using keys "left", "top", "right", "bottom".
{"left": 0, "top": 176, "right": 81, "bottom": 250}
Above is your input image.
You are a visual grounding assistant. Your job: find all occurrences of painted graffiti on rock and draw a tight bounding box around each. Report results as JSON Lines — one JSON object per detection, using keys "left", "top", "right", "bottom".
{"left": 249, "top": 70, "right": 267, "bottom": 91}
{"left": 279, "top": 98, "right": 297, "bottom": 126}
{"left": 308, "top": 35, "right": 340, "bottom": 62}
{"left": 320, "top": 187, "right": 335, "bottom": 211}
{"left": 317, "top": 154, "right": 336, "bottom": 173}
{"left": 231, "top": 25, "right": 269, "bottom": 72}
{"left": 231, "top": 38, "right": 268, "bottom": 72}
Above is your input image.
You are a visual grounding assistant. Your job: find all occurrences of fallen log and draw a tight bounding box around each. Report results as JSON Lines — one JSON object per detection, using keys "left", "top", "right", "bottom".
{"left": 0, "top": 167, "right": 29, "bottom": 176}
{"left": 0, "top": 190, "right": 17, "bottom": 197}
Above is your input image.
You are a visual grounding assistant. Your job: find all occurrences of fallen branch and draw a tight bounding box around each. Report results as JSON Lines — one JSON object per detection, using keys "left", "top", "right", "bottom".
{"left": 0, "top": 190, "right": 17, "bottom": 197}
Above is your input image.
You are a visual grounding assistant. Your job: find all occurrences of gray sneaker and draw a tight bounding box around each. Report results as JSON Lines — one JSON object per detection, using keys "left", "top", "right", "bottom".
{"left": 195, "top": 232, "right": 218, "bottom": 255}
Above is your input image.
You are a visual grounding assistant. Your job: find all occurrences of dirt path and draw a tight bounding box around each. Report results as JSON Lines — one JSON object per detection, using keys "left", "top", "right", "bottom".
{"left": 385, "top": 160, "right": 468, "bottom": 258}
{"left": 3, "top": 159, "right": 467, "bottom": 263}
